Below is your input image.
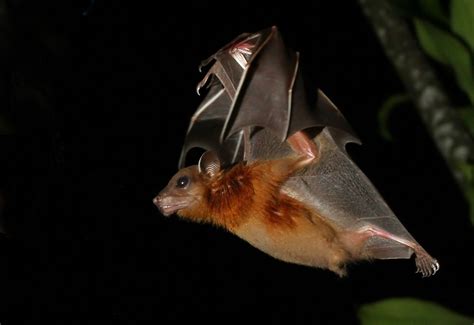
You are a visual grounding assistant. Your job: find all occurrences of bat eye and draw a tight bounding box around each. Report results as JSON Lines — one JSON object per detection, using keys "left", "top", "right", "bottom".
{"left": 176, "top": 176, "right": 190, "bottom": 188}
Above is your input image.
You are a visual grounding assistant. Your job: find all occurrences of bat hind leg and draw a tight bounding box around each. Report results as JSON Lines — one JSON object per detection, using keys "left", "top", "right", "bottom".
{"left": 359, "top": 226, "right": 440, "bottom": 277}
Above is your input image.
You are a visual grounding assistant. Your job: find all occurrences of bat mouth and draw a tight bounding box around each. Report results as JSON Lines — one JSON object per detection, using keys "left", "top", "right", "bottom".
{"left": 153, "top": 196, "right": 189, "bottom": 217}
{"left": 157, "top": 204, "right": 179, "bottom": 217}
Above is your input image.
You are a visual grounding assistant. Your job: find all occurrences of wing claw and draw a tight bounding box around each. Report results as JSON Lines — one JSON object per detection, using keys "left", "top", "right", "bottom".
{"left": 196, "top": 67, "right": 214, "bottom": 95}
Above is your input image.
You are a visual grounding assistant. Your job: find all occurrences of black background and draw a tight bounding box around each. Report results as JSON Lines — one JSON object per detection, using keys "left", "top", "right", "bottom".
{"left": 0, "top": 0, "right": 472, "bottom": 323}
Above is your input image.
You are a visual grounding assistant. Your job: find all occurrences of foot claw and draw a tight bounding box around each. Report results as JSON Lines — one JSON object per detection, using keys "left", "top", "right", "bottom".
{"left": 415, "top": 252, "right": 439, "bottom": 277}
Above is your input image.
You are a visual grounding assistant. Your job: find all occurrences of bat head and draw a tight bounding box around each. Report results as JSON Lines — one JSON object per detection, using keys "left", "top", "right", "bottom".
{"left": 153, "top": 151, "right": 221, "bottom": 217}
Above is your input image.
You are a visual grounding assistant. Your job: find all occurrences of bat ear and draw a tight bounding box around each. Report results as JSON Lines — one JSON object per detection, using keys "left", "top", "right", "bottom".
{"left": 198, "top": 151, "right": 221, "bottom": 178}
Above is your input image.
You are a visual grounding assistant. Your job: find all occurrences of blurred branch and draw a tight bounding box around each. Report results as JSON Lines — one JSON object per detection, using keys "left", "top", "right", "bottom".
{"left": 358, "top": 0, "right": 474, "bottom": 190}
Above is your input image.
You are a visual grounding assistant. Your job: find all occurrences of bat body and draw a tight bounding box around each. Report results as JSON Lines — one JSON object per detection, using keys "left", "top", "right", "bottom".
{"left": 157, "top": 147, "right": 363, "bottom": 276}
{"left": 154, "top": 26, "right": 439, "bottom": 277}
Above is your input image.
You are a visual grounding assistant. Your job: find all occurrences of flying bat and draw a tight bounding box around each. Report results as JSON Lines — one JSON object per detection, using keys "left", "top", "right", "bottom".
{"left": 154, "top": 26, "right": 439, "bottom": 277}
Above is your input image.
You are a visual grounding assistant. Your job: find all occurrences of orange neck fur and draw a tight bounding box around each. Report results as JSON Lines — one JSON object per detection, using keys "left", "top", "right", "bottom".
{"left": 178, "top": 160, "right": 299, "bottom": 230}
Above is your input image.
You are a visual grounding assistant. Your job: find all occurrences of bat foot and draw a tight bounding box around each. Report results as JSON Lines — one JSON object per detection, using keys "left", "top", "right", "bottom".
{"left": 414, "top": 251, "right": 439, "bottom": 277}
{"left": 358, "top": 226, "right": 440, "bottom": 277}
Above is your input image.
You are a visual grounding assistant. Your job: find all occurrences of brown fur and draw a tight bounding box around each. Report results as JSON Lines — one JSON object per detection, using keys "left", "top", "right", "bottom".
{"left": 158, "top": 156, "right": 360, "bottom": 276}
{"left": 178, "top": 159, "right": 305, "bottom": 229}
{"left": 178, "top": 164, "right": 255, "bottom": 229}
{"left": 264, "top": 193, "right": 299, "bottom": 229}
{"left": 178, "top": 157, "right": 339, "bottom": 235}
{"left": 206, "top": 164, "right": 256, "bottom": 229}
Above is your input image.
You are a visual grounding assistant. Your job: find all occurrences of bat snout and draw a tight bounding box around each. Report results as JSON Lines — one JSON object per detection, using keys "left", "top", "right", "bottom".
{"left": 153, "top": 195, "right": 170, "bottom": 216}
{"left": 153, "top": 194, "right": 186, "bottom": 217}
{"left": 152, "top": 195, "right": 161, "bottom": 207}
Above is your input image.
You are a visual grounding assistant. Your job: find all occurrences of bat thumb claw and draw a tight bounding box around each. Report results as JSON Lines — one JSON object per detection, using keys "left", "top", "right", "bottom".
{"left": 196, "top": 69, "right": 213, "bottom": 96}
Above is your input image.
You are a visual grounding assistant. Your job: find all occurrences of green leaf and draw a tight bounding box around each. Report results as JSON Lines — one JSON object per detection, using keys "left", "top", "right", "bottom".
{"left": 418, "top": 0, "right": 448, "bottom": 24}
{"left": 414, "top": 18, "right": 474, "bottom": 104}
{"left": 378, "top": 93, "right": 411, "bottom": 141}
{"left": 358, "top": 298, "right": 474, "bottom": 325}
{"left": 451, "top": 0, "right": 474, "bottom": 52}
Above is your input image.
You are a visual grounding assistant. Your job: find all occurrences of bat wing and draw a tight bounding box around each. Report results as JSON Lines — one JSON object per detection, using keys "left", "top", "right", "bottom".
{"left": 179, "top": 26, "right": 357, "bottom": 167}
{"left": 182, "top": 26, "right": 427, "bottom": 262}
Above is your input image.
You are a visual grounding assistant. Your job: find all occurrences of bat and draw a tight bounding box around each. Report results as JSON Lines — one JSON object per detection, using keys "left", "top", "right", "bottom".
{"left": 154, "top": 26, "right": 439, "bottom": 277}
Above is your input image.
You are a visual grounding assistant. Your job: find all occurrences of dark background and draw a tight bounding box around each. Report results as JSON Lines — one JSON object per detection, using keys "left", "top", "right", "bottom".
{"left": 0, "top": 0, "right": 472, "bottom": 323}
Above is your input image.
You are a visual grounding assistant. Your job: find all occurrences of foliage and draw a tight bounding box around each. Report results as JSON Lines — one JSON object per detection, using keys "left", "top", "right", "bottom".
{"left": 414, "top": 1, "right": 474, "bottom": 104}
{"left": 372, "top": 1, "right": 474, "bottom": 323}
{"left": 382, "top": 0, "right": 474, "bottom": 225}
{"left": 358, "top": 298, "right": 473, "bottom": 325}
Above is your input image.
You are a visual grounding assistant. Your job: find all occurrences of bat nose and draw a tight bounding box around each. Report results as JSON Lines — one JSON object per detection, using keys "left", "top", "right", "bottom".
{"left": 153, "top": 195, "right": 162, "bottom": 207}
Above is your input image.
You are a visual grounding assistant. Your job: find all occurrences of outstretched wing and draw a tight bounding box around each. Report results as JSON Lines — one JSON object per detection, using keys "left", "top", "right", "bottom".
{"left": 179, "top": 26, "right": 357, "bottom": 167}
